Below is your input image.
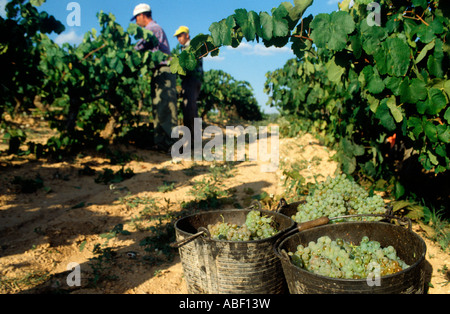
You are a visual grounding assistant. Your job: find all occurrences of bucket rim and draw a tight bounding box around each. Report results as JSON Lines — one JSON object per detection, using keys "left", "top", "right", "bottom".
{"left": 275, "top": 221, "right": 427, "bottom": 283}
{"left": 174, "top": 208, "right": 296, "bottom": 244}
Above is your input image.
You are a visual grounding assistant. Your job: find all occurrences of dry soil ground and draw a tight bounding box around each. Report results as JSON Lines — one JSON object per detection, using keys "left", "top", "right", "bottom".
{"left": 0, "top": 119, "right": 448, "bottom": 294}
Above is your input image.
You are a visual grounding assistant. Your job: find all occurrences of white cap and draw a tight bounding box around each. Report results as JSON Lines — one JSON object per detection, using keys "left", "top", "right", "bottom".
{"left": 131, "top": 3, "right": 151, "bottom": 21}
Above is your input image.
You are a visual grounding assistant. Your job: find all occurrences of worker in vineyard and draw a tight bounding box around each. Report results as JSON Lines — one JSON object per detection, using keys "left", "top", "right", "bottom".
{"left": 132, "top": 3, "right": 177, "bottom": 153}
{"left": 174, "top": 26, "right": 203, "bottom": 149}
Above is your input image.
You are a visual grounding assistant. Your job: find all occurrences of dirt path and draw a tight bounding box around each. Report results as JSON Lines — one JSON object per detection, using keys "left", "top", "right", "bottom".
{"left": 0, "top": 126, "right": 448, "bottom": 294}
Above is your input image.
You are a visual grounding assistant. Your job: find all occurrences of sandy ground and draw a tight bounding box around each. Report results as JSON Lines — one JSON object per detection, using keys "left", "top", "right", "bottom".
{"left": 0, "top": 122, "right": 448, "bottom": 294}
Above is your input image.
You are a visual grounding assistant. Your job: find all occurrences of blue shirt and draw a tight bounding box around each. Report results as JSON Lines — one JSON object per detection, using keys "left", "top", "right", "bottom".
{"left": 135, "top": 20, "right": 171, "bottom": 65}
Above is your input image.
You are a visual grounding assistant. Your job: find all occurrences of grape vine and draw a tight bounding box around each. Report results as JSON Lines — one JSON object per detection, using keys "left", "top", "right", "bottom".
{"left": 172, "top": 0, "right": 449, "bottom": 202}
{"left": 1, "top": 0, "right": 262, "bottom": 159}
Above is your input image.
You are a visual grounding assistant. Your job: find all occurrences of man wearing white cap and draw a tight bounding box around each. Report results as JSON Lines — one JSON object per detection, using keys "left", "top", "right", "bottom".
{"left": 174, "top": 26, "right": 203, "bottom": 148}
{"left": 132, "top": 3, "right": 177, "bottom": 153}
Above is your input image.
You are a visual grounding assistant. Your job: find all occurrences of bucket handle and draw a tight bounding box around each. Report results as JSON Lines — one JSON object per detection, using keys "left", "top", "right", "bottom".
{"left": 274, "top": 213, "right": 412, "bottom": 260}
{"left": 329, "top": 213, "right": 412, "bottom": 230}
{"left": 170, "top": 227, "right": 210, "bottom": 249}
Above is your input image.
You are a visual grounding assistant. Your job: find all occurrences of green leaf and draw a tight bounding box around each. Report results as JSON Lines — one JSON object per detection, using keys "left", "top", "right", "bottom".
{"left": 169, "top": 55, "right": 186, "bottom": 76}
{"left": 179, "top": 50, "right": 198, "bottom": 72}
{"left": 360, "top": 65, "right": 385, "bottom": 94}
{"left": 430, "top": 39, "right": 444, "bottom": 77}
{"left": 427, "top": 150, "right": 439, "bottom": 165}
{"left": 360, "top": 20, "right": 388, "bottom": 55}
{"left": 259, "top": 5, "right": 290, "bottom": 45}
{"left": 407, "top": 117, "right": 423, "bottom": 139}
{"left": 384, "top": 76, "right": 403, "bottom": 96}
{"left": 394, "top": 181, "right": 406, "bottom": 199}
{"left": 272, "top": 5, "right": 290, "bottom": 37}
{"left": 290, "top": 0, "right": 313, "bottom": 21}
{"left": 234, "top": 9, "right": 261, "bottom": 41}
{"left": 423, "top": 120, "right": 438, "bottom": 142}
{"left": 386, "top": 96, "right": 403, "bottom": 123}
{"left": 260, "top": 12, "right": 274, "bottom": 41}
{"left": 415, "top": 40, "right": 435, "bottom": 64}
{"left": 209, "top": 18, "right": 233, "bottom": 47}
{"left": 341, "top": 154, "right": 357, "bottom": 174}
{"left": 416, "top": 98, "right": 429, "bottom": 115}
{"left": 326, "top": 57, "right": 345, "bottom": 83}
{"left": 311, "top": 11, "right": 355, "bottom": 51}
{"left": 426, "top": 88, "right": 447, "bottom": 115}
{"left": 407, "top": 78, "right": 428, "bottom": 103}
{"left": 374, "top": 37, "right": 411, "bottom": 77}
{"left": 376, "top": 98, "right": 397, "bottom": 131}
{"left": 416, "top": 23, "right": 436, "bottom": 44}
{"left": 366, "top": 93, "right": 380, "bottom": 113}
{"left": 437, "top": 125, "right": 450, "bottom": 143}
{"left": 109, "top": 57, "right": 123, "bottom": 74}
{"left": 444, "top": 80, "right": 450, "bottom": 98}
{"left": 30, "top": 0, "right": 46, "bottom": 7}
{"left": 444, "top": 107, "right": 450, "bottom": 124}
{"left": 412, "top": 0, "right": 427, "bottom": 9}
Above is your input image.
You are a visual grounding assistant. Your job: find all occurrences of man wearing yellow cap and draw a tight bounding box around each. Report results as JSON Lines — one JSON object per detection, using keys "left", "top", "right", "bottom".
{"left": 132, "top": 3, "right": 177, "bottom": 153}
{"left": 174, "top": 26, "right": 203, "bottom": 148}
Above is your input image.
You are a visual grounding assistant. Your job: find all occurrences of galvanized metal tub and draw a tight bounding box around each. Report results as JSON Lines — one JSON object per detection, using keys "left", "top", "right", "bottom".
{"left": 173, "top": 209, "right": 295, "bottom": 294}
{"left": 275, "top": 221, "right": 427, "bottom": 294}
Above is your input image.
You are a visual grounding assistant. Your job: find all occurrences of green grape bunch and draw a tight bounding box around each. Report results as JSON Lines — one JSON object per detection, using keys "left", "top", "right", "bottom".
{"left": 289, "top": 236, "right": 409, "bottom": 279}
{"left": 208, "top": 210, "right": 278, "bottom": 241}
{"left": 293, "top": 174, "right": 386, "bottom": 223}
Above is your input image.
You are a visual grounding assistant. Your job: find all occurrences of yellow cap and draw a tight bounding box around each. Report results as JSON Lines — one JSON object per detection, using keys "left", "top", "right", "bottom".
{"left": 174, "top": 26, "right": 190, "bottom": 37}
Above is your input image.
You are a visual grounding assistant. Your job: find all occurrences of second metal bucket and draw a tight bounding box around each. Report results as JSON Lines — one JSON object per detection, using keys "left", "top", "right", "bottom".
{"left": 275, "top": 220, "right": 427, "bottom": 294}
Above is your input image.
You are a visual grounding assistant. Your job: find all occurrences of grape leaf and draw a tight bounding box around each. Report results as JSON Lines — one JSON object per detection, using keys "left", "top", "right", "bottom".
{"left": 423, "top": 120, "right": 438, "bottom": 143}
{"left": 415, "top": 40, "right": 435, "bottom": 64}
{"left": 386, "top": 96, "right": 403, "bottom": 123}
{"left": 326, "top": 57, "right": 346, "bottom": 83}
{"left": 259, "top": 5, "right": 289, "bottom": 41}
{"left": 272, "top": 5, "right": 290, "bottom": 37}
{"left": 209, "top": 17, "right": 234, "bottom": 47}
{"left": 412, "top": 0, "right": 428, "bottom": 9}
{"left": 376, "top": 98, "right": 397, "bottom": 131}
{"left": 360, "top": 65, "right": 385, "bottom": 94}
{"left": 444, "top": 107, "right": 450, "bottom": 124}
{"left": 426, "top": 88, "right": 447, "bottom": 115}
{"left": 179, "top": 50, "right": 198, "bottom": 72}
{"left": 290, "top": 0, "right": 313, "bottom": 21}
{"left": 407, "top": 116, "right": 423, "bottom": 139}
{"left": 30, "top": 0, "right": 46, "bottom": 7}
{"left": 360, "top": 20, "right": 388, "bottom": 55}
{"left": 234, "top": 9, "right": 261, "bottom": 41}
{"left": 260, "top": 12, "right": 274, "bottom": 41}
{"left": 437, "top": 125, "right": 450, "bottom": 143}
{"left": 374, "top": 37, "right": 411, "bottom": 77}
{"left": 311, "top": 11, "right": 355, "bottom": 51}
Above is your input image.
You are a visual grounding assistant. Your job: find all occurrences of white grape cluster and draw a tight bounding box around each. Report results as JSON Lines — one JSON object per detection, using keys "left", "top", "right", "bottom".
{"left": 289, "top": 236, "right": 409, "bottom": 279}
{"left": 208, "top": 210, "right": 278, "bottom": 241}
{"left": 293, "top": 174, "right": 386, "bottom": 223}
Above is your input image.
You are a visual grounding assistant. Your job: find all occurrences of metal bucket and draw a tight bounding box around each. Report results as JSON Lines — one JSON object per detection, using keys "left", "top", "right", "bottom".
{"left": 275, "top": 220, "right": 427, "bottom": 294}
{"left": 173, "top": 209, "right": 295, "bottom": 294}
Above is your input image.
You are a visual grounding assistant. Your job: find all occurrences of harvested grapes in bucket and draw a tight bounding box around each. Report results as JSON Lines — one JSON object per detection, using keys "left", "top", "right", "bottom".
{"left": 293, "top": 174, "right": 386, "bottom": 223}
{"left": 288, "top": 236, "right": 409, "bottom": 279}
{"left": 208, "top": 210, "right": 278, "bottom": 241}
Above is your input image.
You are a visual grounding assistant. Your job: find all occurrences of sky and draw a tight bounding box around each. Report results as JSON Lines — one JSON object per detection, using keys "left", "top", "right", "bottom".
{"left": 1, "top": 0, "right": 341, "bottom": 114}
